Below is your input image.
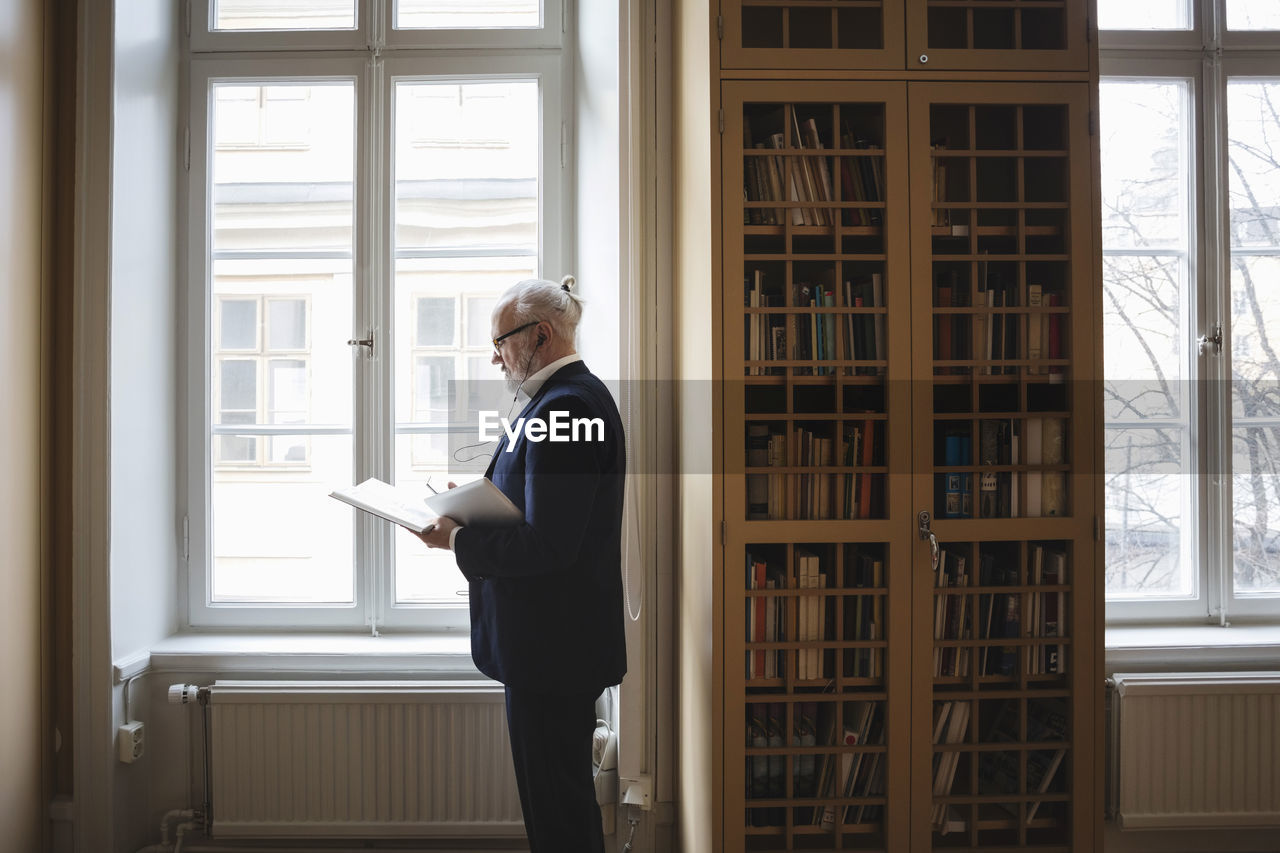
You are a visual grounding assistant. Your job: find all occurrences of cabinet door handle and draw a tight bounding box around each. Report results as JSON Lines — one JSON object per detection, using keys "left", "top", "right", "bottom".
{"left": 918, "top": 510, "right": 940, "bottom": 572}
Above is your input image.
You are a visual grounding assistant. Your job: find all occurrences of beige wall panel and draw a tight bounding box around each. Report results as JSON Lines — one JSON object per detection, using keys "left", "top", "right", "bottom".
{"left": 0, "top": 0, "right": 46, "bottom": 850}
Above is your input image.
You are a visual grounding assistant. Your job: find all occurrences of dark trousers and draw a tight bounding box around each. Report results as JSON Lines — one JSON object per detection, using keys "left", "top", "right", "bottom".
{"left": 503, "top": 684, "right": 605, "bottom": 853}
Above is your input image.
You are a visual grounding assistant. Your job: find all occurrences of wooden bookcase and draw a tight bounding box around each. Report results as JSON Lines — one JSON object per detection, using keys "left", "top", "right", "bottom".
{"left": 676, "top": 1, "right": 1102, "bottom": 852}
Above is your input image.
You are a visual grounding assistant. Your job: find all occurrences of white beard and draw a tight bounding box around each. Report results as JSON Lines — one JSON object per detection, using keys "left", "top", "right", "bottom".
{"left": 501, "top": 343, "right": 539, "bottom": 394}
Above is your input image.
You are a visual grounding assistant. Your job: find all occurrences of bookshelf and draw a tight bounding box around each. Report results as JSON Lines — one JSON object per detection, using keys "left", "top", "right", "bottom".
{"left": 905, "top": 0, "right": 1090, "bottom": 72}
{"left": 676, "top": 2, "right": 1102, "bottom": 852}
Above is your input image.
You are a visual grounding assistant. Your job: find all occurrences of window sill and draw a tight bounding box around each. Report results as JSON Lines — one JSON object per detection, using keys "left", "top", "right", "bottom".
{"left": 1106, "top": 624, "right": 1280, "bottom": 671}
{"left": 113, "top": 632, "right": 483, "bottom": 684}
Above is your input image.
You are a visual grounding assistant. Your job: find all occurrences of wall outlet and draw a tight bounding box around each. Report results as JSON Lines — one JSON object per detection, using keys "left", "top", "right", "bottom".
{"left": 117, "top": 721, "right": 144, "bottom": 763}
{"left": 620, "top": 774, "right": 652, "bottom": 810}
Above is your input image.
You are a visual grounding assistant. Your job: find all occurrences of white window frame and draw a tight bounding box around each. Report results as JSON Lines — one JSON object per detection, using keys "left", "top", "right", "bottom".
{"left": 184, "top": 6, "right": 571, "bottom": 631}
{"left": 1101, "top": 0, "right": 1280, "bottom": 625}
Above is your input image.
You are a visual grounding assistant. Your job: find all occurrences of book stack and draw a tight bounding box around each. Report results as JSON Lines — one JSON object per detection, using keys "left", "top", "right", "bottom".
{"left": 746, "top": 423, "right": 786, "bottom": 520}
{"left": 978, "top": 419, "right": 1019, "bottom": 518}
{"left": 795, "top": 549, "right": 827, "bottom": 680}
{"left": 1026, "top": 284, "right": 1066, "bottom": 380}
{"left": 1028, "top": 544, "right": 1068, "bottom": 675}
{"left": 744, "top": 270, "right": 785, "bottom": 376}
{"left": 933, "top": 550, "right": 971, "bottom": 678}
{"left": 793, "top": 282, "right": 837, "bottom": 375}
{"left": 930, "top": 700, "right": 971, "bottom": 832}
{"left": 977, "top": 552, "right": 1020, "bottom": 677}
{"left": 942, "top": 432, "right": 973, "bottom": 518}
{"left": 746, "top": 702, "right": 788, "bottom": 827}
{"left": 841, "top": 419, "right": 881, "bottom": 520}
{"left": 975, "top": 265, "right": 1019, "bottom": 375}
{"left": 842, "top": 274, "right": 885, "bottom": 375}
{"left": 844, "top": 552, "right": 883, "bottom": 679}
{"left": 745, "top": 552, "right": 785, "bottom": 680}
{"left": 838, "top": 119, "right": 884, "bottom": 227}
{"left": 742, "top": 112, "right": 885, "bottom": 230}
{"left": 1024, "top": 417, "right": 1066, "bottom": 518}
{"left": 978, "top": 698, "right": 1068, "bottom": 824}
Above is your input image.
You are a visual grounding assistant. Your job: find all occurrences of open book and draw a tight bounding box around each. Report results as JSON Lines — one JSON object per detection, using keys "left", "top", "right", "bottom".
{"left": 329, "top": 477, "right": 523, "bottom": 534}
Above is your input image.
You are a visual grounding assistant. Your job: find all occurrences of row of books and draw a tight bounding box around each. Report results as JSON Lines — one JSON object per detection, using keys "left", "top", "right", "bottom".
{"left": 745, "top": 555, "right": 785, "bottom": 680}
{"left": 746, "top": 420, "right": 883, "bottom": 520}
{"left": 933, "top": 545, "right": 1068, "bottom": 679}
{"left": 745, "top": 550, "right": 886, "bottom": 681}
{"left": 942, "top": 417, "right": 1067, "bottom": 519}
{"left": 935, "top": 273, "right": 1066, "bottom": 373}
{"left": 744, "top": 550, "right": 829, "bottom": 680}
{"left": 977, "top": 697, "right": 1068, "bottom": 824}
{"left": 742, "top": 115, "right": 884, "bottom": 228}
{"left": 931, "top": 697, "right": 1068, "bottom": 833}
{"left": 930, "top": 700, "right": 970, "bottom": 832}
{"left": 844, "top": 553, "right": 884, "bottom": 679}
{"left": 744, "top": 274, "right": 888, "bottom": 377}
{"left": 747, "top": 700, "right": 886, "bottom": 829}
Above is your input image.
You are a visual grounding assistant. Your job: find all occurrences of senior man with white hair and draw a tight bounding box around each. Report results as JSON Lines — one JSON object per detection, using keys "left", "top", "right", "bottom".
{"left": 417, "top": 275, "right": 627, "bottom": 853}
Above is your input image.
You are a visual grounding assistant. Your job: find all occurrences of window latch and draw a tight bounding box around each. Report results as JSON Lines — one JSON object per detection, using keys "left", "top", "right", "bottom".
{"left": 347, "top": 331, "right": 375, "bottom": 356}
{"left": 1198, "top": 325, "right": 1222, "bottom": 356}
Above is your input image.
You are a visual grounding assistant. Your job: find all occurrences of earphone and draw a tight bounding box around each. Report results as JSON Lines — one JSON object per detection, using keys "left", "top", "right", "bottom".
{"left": 449, "top": 324, "right": 545, "bottom": 463}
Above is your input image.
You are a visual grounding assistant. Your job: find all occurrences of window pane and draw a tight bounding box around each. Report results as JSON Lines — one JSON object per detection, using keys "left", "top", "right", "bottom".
{"left": 416, "top": 297, "right": 455, "bottom": 346}
{"left": 220, "top": 298, "right": 258, "bottom": 349}
{"left": 391, "top": 469, "right": 478, "bottom": 603}
{"left": 212, "top": 81, "right": 354, "bottom": 254}
{"left": 393, "top": 79, "right": 539, "bottom": 253}
{"left": 269, "top": 358, "right": 308, "bottom": 414}
{"left": 466, "top": 295, "right": 498, "bottom": 346}
{"left": 396, "top": 0, "right": 540, "bottom": 30}
{"left": 212, "top": 435, "right": 354, "bottom": 603}
{"left": 1101, "top": 77, "right": 1196, "bottom": 602}
{"left": 1105, "top": 427, "right": 1192, "bottom": 597}
{"left": 1226, "top": 1, "right": 1280, "bottom": 30}
{"left": 1229, "top": 81, "right": 1280, "bottom": 248}
{"left": 268, "top": 298, "right": 307, "bottom": 350}
{"left": 214, "top": 0, "right": 356, "bottom": 30}
{"left": 392, "top": 76, "right": 540, "bottom": 606}
{"left": 1100, "top": 80, "right": 1190, "bottom": 250}
{"left": 1229, "top": 256, "right": 1280, "bottom": 420}
{"left": 218, "top": 412, "right": 257, "bottom": 464}
{"left": 1097, "top": 0, "right": 1190, "bottom": 30}
{"left": 1233, "top": 426, "right": 1280, "bottom": 594}
{"left": 413, "top": 355, "right": 454, "bottom": 422}
{"left": 212, "top": 258, "right": 351, "bottom": 432}
{"left": 1103, "top": 254, "right": 1186, "bottom": 420}
{"left": 220, "top": 359, "right": 257, "bottom": 411}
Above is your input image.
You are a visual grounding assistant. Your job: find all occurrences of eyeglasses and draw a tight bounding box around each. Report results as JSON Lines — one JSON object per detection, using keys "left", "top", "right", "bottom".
{"left": 492, "top": 320, "right": 539, "bottom": 352}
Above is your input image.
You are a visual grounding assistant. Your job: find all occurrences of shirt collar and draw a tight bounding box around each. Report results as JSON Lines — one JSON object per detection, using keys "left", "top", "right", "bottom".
{"left": 517, "top": 353, "right": 582, "bottom": 401}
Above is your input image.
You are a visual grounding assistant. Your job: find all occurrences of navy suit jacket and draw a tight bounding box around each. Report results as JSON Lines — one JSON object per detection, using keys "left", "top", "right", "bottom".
{"left": 453, "top": 361, "right": 627, "bottom": 696}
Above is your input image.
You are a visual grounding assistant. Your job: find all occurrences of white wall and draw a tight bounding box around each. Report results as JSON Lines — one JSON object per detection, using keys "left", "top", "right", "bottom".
{"left": 109, "top": 0, "right": 180, "bottom": 662}
{"left": 574, "top": 0, "right": 621, "bottom": 382}
{"left": 108, "top": 1, "right": 180, "bottom": 851}
{"left": 0, "top": 0, "right": 46, "bottom": 849}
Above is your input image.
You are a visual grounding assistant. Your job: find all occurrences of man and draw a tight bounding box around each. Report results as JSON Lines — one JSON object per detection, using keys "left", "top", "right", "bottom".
{"left": 417, "top": 276, "right": 627, "bottom": 853}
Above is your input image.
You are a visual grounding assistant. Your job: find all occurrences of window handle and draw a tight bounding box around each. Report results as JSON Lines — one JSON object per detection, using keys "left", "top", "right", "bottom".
{"left": 347, "top": 331, "right": 375, "bottom": 356}
{"left": 1198, "top": 325, "right": 1222, "bottom": 356}
{"left": 918, "top": 510, "right": 940, "bottom": 573}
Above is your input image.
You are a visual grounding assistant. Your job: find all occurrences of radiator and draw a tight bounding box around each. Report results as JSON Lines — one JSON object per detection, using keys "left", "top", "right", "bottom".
{"left": 1112, "top": 671, "right": 1280, "bottom": 829}
{"left": 206, "top": 680, "right": 524, "bottom": 838}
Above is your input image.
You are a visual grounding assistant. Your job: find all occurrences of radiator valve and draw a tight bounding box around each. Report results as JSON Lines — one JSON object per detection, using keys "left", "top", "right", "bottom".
{"left": 168, "top": 683, "right": 201, "bottom": 705}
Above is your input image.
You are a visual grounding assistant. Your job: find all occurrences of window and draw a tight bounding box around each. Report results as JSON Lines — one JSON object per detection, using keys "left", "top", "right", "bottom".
{"left": 1101, "top": 0, "right": 1280, "bottom": 623}
{"left": 187, "top": 0, "right": 569, "bottom": 627}
{"left": 214, "top": 295, "right": 311, "bottom": 467}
